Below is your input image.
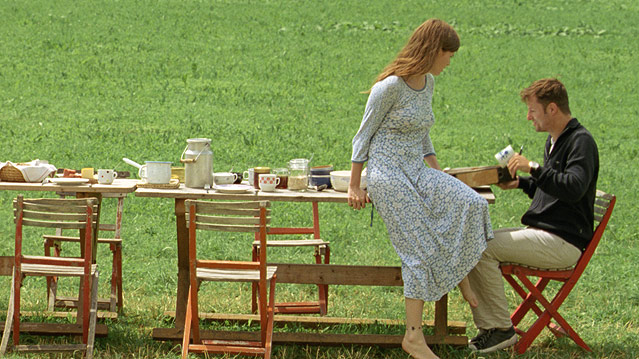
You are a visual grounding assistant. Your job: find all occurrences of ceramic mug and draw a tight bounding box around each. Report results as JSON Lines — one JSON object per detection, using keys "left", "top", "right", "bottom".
{"left": 139, "top": 161, "right": 172, "bottom": 184}
{"left": 214, "top": 172, "right": 238, "bottom": 185}
{"left": 495, "top": 145, "right": 515, "bottom": 167}
{"left": 258, "top": 173, "right": 280, "bottom": 192}
{"left": 97, "top": 169, "right": 117, "bottom": 184}
{"left": 243, "top": 168, "right": 255, "bottom": 186}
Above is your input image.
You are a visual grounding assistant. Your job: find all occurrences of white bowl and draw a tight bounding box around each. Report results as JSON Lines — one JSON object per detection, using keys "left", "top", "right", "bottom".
{"left": 329, "top": 170, "right": 367, "bottom": 192}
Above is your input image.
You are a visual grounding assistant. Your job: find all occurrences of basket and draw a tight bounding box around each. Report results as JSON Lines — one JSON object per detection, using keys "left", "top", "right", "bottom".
{"left": 0, "top": 163, "right": 26, "bottom": 182}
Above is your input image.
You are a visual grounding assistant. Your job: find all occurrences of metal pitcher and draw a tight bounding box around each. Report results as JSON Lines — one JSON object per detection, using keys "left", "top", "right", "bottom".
{"left": 180, "top": 138, "right": 213, "bottom": 188}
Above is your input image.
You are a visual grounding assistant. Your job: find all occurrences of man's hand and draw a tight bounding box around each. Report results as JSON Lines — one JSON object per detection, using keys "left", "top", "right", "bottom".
{"left": 497, "top": 178, "right": 519, "bottom": 190}
{"left": 348, "top": 186, "right": 370, "bottom": 210}
{"left": 507, "top": 154, "right": 531, "bottom": 178}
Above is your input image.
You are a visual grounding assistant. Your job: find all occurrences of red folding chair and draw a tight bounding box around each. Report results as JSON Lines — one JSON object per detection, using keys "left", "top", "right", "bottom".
{"left": 500, "top": 190, "right": 615, "bottom": 354}
{"left": 1, "top": 196, "right": 100, "bottom": 358}
{"left": 181, "top": 200, "right": 277, "bottom": 359}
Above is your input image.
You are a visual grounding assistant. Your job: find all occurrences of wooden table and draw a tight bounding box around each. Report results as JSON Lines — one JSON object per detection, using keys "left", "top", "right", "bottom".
{"left": 136, "top": 184, "right": 494, "bottom": 347}
{"left": 0, "top": 179, "right": 139, "bottom": 335}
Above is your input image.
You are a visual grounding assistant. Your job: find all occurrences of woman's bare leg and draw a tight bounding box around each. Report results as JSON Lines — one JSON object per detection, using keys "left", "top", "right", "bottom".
{"left": 458, "top": 276, "right": 478, "bottom": 308}
{"left": 401, "top": 298, "right": 439, "bottom": 359}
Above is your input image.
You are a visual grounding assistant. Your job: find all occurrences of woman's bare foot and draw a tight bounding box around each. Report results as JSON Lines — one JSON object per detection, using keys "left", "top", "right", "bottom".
{"left": 459, "top": 277, "right": 479, "bottom": 308}
{"left": 401, "top": 327, "right": 439, "bottom": 359}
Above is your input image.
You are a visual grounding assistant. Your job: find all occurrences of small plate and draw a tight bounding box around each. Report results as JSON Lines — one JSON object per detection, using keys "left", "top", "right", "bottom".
{"left": 48, "top": 178, "right": 90, "bottom": 185}
{"left": 214, "top": 184, "right": 254, "bottom": 194}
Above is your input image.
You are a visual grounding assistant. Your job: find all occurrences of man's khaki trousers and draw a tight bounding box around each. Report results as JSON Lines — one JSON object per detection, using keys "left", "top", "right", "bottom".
{"left": 468, "top": 227, "right": 582, "bottom": 330}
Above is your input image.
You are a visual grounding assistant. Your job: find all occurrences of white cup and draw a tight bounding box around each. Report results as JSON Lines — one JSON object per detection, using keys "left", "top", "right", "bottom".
{"left": 97, "top": 169, "right": 117, "bottom": 184}
{"left": 214, "top": 172, "right": 238, "bottom": 185}
{"left": 139, "top": 161, "right": 172, "bottom": 184}
{"left": 243, "top": 168, "right": 255, "bottom": 186}
{"left": 258, "top": 174, "right": 280, "bottom": 192}
{"left": 495, "top": 145, "right": 515, "bottom": 166}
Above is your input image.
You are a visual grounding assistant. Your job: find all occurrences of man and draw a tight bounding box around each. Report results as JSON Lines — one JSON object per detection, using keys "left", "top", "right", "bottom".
{"left": 468, "top": 78, "right": 599, "bottom": 353}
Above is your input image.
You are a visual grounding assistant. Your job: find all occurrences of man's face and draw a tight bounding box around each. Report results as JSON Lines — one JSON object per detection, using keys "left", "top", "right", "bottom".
{"left": 525, "top": 96, "right": 551, "bottom": 133}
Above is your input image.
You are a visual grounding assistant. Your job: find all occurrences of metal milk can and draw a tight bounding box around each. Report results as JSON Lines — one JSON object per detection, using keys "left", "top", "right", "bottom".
{"left": 180, "top": 138, "right": 213, "bottom": 188}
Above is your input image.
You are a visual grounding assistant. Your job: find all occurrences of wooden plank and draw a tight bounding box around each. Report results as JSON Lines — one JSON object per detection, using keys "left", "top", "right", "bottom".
{"left": 0, "top": 322, "right": 108, "bottom": 337}
{"left": 0, "top": 256, "right": 12, "bottom": 276}
{"left": 163, "top": 312, "right": 466, "bottom": 334}
{"left": 13, "top": 343, "right": 86, "bottom": 353}
{"left": 270, "top": 263, "right": 403, "bottom": 286}
{"left": 20, "top": 310, "right": 117, "bottom": 320}
{"left": 0, "top": 179, "right": 138, "bottom": 193}
{"left": 153, "top": 328, "right": 468, "bottom": 347}
{"left": 135, "top": 184, "right": 495, "bottom": 204}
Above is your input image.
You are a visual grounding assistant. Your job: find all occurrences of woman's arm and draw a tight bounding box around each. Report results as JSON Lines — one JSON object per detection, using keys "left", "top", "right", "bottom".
{"left": 348, "top": 162, "right": 370, "bottom": 210}
{"left": 424, "top": 154, "right": 442, "bottom": 171}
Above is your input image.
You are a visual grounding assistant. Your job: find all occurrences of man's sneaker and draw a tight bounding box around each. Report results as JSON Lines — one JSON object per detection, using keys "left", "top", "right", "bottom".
{"left": 469, "top": 328, "right": 487, "bottom": 345}
{"left": 468, "top": 326, "right": 517, "bottom": 353}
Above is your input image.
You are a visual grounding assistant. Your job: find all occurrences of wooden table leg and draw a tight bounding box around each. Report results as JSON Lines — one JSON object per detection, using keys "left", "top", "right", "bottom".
{"left": 434, "top": 294, "right": 449, "bottom": 340}
{"left": 174, "top": 199, "right": 189, "bottom": 328}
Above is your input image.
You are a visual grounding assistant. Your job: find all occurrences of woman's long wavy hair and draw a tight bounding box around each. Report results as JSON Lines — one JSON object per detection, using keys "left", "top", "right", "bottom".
{"left": 371, "top": 19, "right": 459, "bottom": 88}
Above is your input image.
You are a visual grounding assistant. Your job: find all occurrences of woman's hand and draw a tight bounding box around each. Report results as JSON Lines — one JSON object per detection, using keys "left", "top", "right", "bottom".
{"left": 348, "top": 186, "right": 370, "bottom": 210}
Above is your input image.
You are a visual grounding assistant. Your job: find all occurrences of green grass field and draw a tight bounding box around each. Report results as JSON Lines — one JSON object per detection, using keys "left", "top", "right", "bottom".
{"left": 1, "top": 0, "right": 638, "bottom": 358}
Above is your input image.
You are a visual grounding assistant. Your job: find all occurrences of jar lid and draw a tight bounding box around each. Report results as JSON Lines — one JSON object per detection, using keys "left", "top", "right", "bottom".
{"left": 254, "top": 166, "right": 270, "bottom": 171}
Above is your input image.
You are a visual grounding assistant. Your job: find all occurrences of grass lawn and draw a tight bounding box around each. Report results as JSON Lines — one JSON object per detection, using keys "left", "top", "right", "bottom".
{"left": 1, "top": 0, "right": 638, "bottom": 358}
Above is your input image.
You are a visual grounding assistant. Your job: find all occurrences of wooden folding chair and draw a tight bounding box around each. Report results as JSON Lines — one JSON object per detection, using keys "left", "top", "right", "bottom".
{"left": 251, "top": 231, "right": 329, "bottom": 315}
{"left": 500, "top": 190, "right": 616, "bottom": 354}
{"left": 1, "top": 196, "right": 100, "bottom": 358}
{"left": 181, "top": 200, "right": 277, "bottom": 359}
{"left": 43, "top": 193, "right": 125, "bottom": 315}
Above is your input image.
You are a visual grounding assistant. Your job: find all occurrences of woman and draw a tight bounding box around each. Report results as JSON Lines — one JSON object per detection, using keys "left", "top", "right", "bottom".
{"left": 348, "top": 19, "right": 493, "bottom": 359}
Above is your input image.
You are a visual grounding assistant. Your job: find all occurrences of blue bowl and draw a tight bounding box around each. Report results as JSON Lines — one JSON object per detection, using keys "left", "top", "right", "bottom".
{"left": 310, "top": 165, "right": 333, "bottom": 176}
{"left": 310, "top": 175, "right": 331, "bottom": 188}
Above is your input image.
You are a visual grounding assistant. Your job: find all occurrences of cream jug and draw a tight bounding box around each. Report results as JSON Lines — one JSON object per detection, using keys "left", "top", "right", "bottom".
{"left": 180, "top": 138, "right": 213, "bottom": 188}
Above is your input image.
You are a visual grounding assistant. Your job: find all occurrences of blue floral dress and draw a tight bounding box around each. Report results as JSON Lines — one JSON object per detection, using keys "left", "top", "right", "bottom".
{"left": 352, "top": 74, "right": 493, "bottom": 301}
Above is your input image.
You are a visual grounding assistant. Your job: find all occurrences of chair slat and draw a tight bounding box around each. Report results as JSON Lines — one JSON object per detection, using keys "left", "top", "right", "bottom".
{"left": 595, "top": 189, "right": 613, "bottom": 200}
{"left": 196, "top": 266, "right": 276, "bottom": 282}
{"left": 21, "top": 210, "right": 90, "bottom": 222}
{"left": 18, "top": 201, "right": 97, "bottom": 214}
{"left": 18, "top": 198, "right": 98, "bottom": 206}
{"left": 197, "top": 260, "right": 260, "bottom": 270}
{"left": 594, "top": 198, "right": 610, "bottom": 208}
{"left": 21, "top": 219, "right": 90, "bottom": 230}
{"left": 195, "top": 223, "right": 260, "bottom": 233}
{"left": 193, "top": 214, "right": 270, "bottom": 226}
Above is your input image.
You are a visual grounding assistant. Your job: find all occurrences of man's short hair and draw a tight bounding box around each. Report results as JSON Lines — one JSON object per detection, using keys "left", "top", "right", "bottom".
{"left": 520, "top": 78, "right": 571, "bottom": 115}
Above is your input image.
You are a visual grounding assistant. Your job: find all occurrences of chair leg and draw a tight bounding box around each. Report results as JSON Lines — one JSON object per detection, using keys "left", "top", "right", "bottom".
{"left": 1, "top": 271, "right": 16, "bottom": 355}
{"left": 115, "top": 244, "right": 123, "bottom": 311}
{"left": 85, "top": 270, "right": 99, "bottom": 359}
{"left": 12, "top": 268, "right": 22, "bottom": 347}
{"left": 316, "top": 245, "right": 330, "bottom": 316}
{"left": 45, "top": 240, "right": 61, "bottom": 311}
{"left": 264, "top": 275, "right": 277, "bottom": 359}
{"left": 251, "top": 246, "right": 259, "bottom": 314}
{"left": 514, "top": 274, "right": 592, "bottom": 353}
{"left": 181, "top": 292, "right": 192, "bottom": 359}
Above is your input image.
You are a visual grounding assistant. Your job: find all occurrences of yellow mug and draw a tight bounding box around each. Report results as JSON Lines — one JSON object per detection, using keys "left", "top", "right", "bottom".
{"left": 81, "top": 168, "right": 95, "bottom": 179}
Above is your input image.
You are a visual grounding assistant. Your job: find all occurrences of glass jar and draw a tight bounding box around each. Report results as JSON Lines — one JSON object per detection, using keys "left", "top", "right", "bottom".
{"left": 273, "top": 168, "right": 289, "bottom": 189}
{"left": 287, "top": 158, "right": 309, "bottom": 191}
{"left": 253, "top": 167, "right": 270, "bottom": 189}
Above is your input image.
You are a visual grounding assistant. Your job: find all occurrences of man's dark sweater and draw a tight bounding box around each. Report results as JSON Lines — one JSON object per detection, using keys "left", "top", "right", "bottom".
{"left": 518, "top": 118, "right": 599, "bottom": 251}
